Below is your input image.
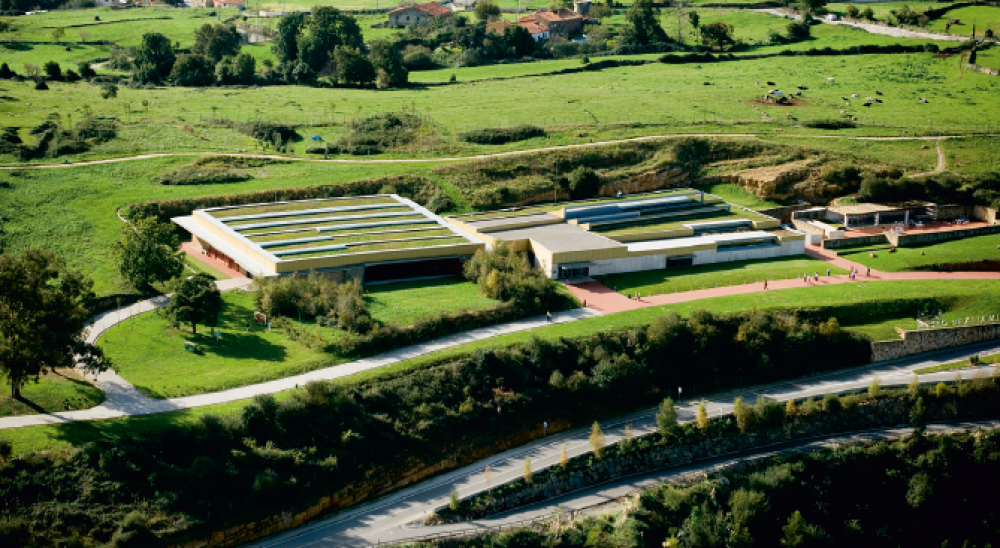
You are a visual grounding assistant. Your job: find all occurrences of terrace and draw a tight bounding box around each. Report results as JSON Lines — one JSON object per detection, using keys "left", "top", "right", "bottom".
{"left": 592, "top": 207, "right": 775, "bottom": 236}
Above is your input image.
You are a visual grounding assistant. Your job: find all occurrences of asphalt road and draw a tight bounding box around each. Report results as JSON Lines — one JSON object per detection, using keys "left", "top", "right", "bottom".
{"left": 244, "top": 340, "right": 1000, "bottom": 548}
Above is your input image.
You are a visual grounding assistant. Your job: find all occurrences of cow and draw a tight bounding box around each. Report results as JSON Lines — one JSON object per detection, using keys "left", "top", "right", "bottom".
{"left": 827, "top": 77, "right": 835, "bottom": 83}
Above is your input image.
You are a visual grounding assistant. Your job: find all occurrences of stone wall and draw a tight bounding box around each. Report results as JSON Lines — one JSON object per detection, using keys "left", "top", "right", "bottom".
{"left": 821, "top": 234, "right": 888, "bottom": 249}
{"left": 887, "top": 224, "right": 1000, "bottom": 247}
{"left": 871, "top": 323, "right": 1000, "bottom": 362}
{"left": 967, "top": 63, "right": 1000, "bottom": 77}
{"left": 441, "top": 395, "right": 970, "bottom": 522}
{"left": 602, "top": 167, "right": 688, "bottom": 197}
{"left": 791, "top": 219, "right": 825, "bottom": 235}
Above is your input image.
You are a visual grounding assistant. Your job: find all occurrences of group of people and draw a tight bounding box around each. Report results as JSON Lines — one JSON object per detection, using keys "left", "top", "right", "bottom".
{"left": 847, "top": 265, "right": 870, "bottom": 280}
{"left": 800, "top": 268, "right": 833, "bottom": 284}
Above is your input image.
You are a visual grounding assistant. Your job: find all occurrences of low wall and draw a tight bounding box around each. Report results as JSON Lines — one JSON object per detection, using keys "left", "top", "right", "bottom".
{"left": 967, "top": 63, "right": 1000, "bottom": 77}
{"left": 887, "top": 224, "right": 1000, "bottom": 247}
{"left": 821, "top": 234, "right": 888, "bottom": 249}
{"left": 974, "top": 205, "right": 999, "bottom": 225}
{"left": 872, "top": 323, "right": 1000, "bottom": 362}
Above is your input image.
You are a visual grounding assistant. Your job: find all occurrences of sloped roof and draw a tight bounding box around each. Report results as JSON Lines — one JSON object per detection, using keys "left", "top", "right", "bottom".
{"left": 518, "top": 19, "right": 550, "bottom": 34}
{"left": 389, "top": 2, "right": 452, "bottom": 16}
{"left": 486, "top": 20, "right": 513, "bottom": 34}
{"left": 535, "top": 8, "right": 584, "bottom": 22}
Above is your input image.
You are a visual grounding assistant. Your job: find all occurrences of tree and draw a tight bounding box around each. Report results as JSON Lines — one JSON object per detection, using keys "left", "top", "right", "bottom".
{"left": 797, "top": 0, "right": 825, "bottom": 14}
{"left": 192, "top": 23, "right": 242, "bottom": 63}
{"left": 51, "top": 26, "right": 65, "bottom": 43}
{"left": 910, "top": 396, "right": 927, "bottom": 438}
{"left": 656, "top": 397, "right": 679, "bottom": 437}
{"left": 101, "top": 83, "right": 118, "bottom": 99}
{"left": 78, "top": 29, "right": 91, "bottom": 43}
{"left": 0, "top": 250, "right": 107, "bottom": 399}
{"left": 0, "top": 63, "right": 15, "bottom": 79}
{"left": 133, "top": 33, "right": 176, "bottom": 84}
{"left": 620, "top": 0, "right": 669, "bottom": 45}
{"left": 216, "top": 52, "right": 256, "bottom": 85}
{"left": 333, "top": 46, "right": 375, "bottom": 86}
{"left": 780, "top": 510, "right": 828, "bottom": 546}
{"left": 165, "top": 273, "right": 222, "bottom": 335}
{"left": 687, "top": 10, "right": 700, "bottom": 30}
{"left": 170, "top": 54, "right": 216, "bottom": 87}
{"left": 43, "top": 61, "right": 62, "bottom": 81}
{"left": 565, "top": 166, "right": 601, "bottom": 199}
{"left": 786, "top": 18, "right": 811, "bottom": 41}
{"left": 298, "top": 7, "right": 365, "bottom": 72}
{"left": 589, "top": 421, "right": 605, "bottom": 458}
{"left": 474, "top": 0, "right": 500, "bottom": 21}
{"left": 696, "top": 399, "right": 709, "bottom": 429}
{"left": 77, "top": 61, "right": 96, "bottom": 79}
{"left": 272, "top": 11, "right": 307, "bottom": 63}
{"left": 868, "top": 375, "right": 882, "bottom": 398}
{"left": 734, "top": 396, "right": 757, "bottom": 433}
{"left": 111, "top": 215, "right": 184, "bottom": 291}
{"left": 368, "top": 39, "right": 408, "bottom": 88}
{"left": 700, "top": 21, "right": 735, "bottom": 50}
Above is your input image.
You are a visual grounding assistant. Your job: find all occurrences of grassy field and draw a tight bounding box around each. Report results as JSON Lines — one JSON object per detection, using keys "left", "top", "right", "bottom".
{"left": 0, "top": 370, "right": 104, "bottom": 417}
{"left": 3, "top": 51, "right": 999, "bottom": 166}
{"left": 365, "top": 277, "right": 496, "bottom": 326}
{"left": 98, "top": 276, "right": 494, "bottom": 397}
{"left": 758, "top": 135, "right": 942, "bottom": 173}
{"left": 0, "top": 157, "right": 444, "bottom": 295}
{"left": 7, "top": 277, "right": 998, "bottom": 455}
{"left": 943, "top": 136, "right": 1000, "bottom": 177}
{"left": 923, "top": 6, "right": 1000, "bottom": 36}
{"left": 184, "top": 255, "right": 230, "bottom": 280}
{"left": 914, "top": 352, "right": 1000, "bottom": 374}
{"left": 837, "top": 232, "right": 1000, "bottom": 271}
{"left": 597, "top": 256, "right": 849, "bottom": 296}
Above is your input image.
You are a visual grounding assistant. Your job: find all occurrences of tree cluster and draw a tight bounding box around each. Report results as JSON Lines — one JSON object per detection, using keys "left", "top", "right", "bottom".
{"left": 0, "top": 305, "right": 869, "bottom": 546}
{"left": 254, "top": 274, "right": 373, "bottom": 333}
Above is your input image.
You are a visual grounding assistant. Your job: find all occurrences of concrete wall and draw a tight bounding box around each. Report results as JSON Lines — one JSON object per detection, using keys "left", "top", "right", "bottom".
{"left": 692, "top": 241, "right": 800, "bottom": 266}
{"left": 564, "top": 254, "right": 668, "bottom": 276}
{"left": 872, "top": 323, "right": 1000, "bottom": 362}
{"left": 973, "top": 205, "right": 998, "bottom": 225}
{"left": 886, "top": 224, "right": 1000, "bottom": 247}
{"left": 822, "top": 234, "right": 889, "bottom": 249}
{"left": 757, "top": 204, "right": 813, "bottom": 223}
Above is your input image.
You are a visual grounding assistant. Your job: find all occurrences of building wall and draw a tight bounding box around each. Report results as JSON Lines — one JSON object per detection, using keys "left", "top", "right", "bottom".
{"left": 274, "top": 242, "right": 484, "bottom": 273}
{"left": 822, "top": 234, "right": 889, "bottom": 249}
{"left": 564, "top": 254, "right": 668, "bottom": 277}
{"left": 389, "top": 8, "right": 432, "bottom": 26}
{"left": 193, "top": 212, "right": 278, "bottom": 272}
{"left": 886, "top": 224, "right": 1000, "bottom": 247}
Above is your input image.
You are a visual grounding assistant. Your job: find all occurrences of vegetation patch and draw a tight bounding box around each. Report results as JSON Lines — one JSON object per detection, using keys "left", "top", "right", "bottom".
{"left": 0, "top": 369, "right": 104, "bottom": 417}
{"left": 458, "top": 125, "right": 545, "bottom": 145}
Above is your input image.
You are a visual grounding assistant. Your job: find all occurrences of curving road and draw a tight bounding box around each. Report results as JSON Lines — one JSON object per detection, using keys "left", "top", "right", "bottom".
{"left": 245, "top": 341, "right": 1000, "bottom": 548}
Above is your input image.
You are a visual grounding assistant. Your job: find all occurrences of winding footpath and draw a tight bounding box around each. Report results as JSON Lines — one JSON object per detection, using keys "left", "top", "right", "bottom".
{"left": 0, "top": 133, "right": 993, "bottom": 171}
{"left": 245, "top": 344, "right": 1000, "bottom": 548}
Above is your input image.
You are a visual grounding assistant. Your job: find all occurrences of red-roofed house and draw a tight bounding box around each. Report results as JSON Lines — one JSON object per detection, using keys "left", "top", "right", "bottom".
{"left": 388, "top": 2, "right": 453, "bottom": 27}
{"left": 487, "top": 18, "right": 551, "bottom": 41}
{"left": 530, "top": 8, "right": 585, "bottom": 37}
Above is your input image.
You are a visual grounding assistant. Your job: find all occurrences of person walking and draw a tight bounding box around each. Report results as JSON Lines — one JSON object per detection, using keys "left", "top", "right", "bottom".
{"left": 764, "top": 280, "right": 768, "bottom": 290}
{"left": 866, "top": 267, "right": 871, "bottom": 277}
{"left": 826, "top": 268, "right": 831, "bottom": 277}
{"left": 546, "top": 311, "right": 552, "bottom": 322}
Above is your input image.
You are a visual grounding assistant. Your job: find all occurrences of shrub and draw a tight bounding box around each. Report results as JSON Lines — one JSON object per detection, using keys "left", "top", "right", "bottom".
{"left": 802, "top": 119, "right": 856, "bottom": 130}
{"left": 208, "top": 119, "right": 297, "bottom": 146}
{"left": 34, "top": 79, "right": 49, "bottom": 90}
{"left": 158, "top": 166, "right": 253, "bottom": 186}
{"left": 565, "top": 166, "right": 602, "bottom": 199}
{"left": 43, "top": 61, "right": 62, "bottom": 81}
{"left": 458, "top": 125, "right": 545, "bottom": 145}
{"left": 734, "top": 396, "right": 757, "bottom": 432}
{"left": 656, "top": 397, "right": 678, "bottom": 437}
{"left": 846, "top": 5, "right": 859, "bottom": 18}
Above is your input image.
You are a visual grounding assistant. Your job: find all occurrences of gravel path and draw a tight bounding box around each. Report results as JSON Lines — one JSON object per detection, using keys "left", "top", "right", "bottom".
{"left": 754, "top": 8, "right": 969, "bottom": 41}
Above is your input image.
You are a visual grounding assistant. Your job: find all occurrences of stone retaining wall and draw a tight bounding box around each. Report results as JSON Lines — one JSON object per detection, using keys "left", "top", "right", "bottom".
{"left": 871, "top": 323, "right": 1000, "bottom": 362}
{"left": 757, "top": 204, "right": 812, "bottom": 223}
{"left": 821, "top": 234, "right": 888, "bottom": 249}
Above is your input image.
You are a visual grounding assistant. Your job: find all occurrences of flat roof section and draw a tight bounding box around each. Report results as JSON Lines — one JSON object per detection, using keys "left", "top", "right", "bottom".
{"left": 489, "top": 223, "right": 626, "bottom": 254}
{"left": 626, "top": 230, "right": 777, "bottom": 253}
{"left": 462, "top": 212, "right": 561, "bottom": 231}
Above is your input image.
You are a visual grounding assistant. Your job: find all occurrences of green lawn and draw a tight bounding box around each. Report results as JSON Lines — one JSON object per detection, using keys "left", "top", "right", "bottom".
{"left": 98, "top": 290, "right": 345, "bottom": 399}
{"left": 838, "top": 232, "right": 1000, "bottom": 272}
{"left": 758, "top": 136, "right": 941, "bottom": 173}
{"left": 914, "top": 352, "right": 1000, "bottom": 375}
{"left": 0, "top": 371, "right": 105, "bottom": 417}
{"left": 365, "top": 277, "right": 497, "bottom": 326}
{"left": 97, "top": 276, "right": 495, "bottom": 398}
{"left": 977, "top": 48, "right": 1000, "bottom": 71}
{"left": 597, "top": 256, "right": 848, "bottom": 296}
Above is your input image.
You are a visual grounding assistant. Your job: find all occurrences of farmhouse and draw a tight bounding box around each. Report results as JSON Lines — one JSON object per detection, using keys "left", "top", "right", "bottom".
{"left": 172, "top": 195, "right": 481, "bottom": 283}
{"left": 529, "top": 7, "right": 586, "bottom": 37}
{"left": 447, "top": 189, "right": 804, "bottom": 279}
{"left": 486, "top": 19, "right": 551, "bottom": 41}
{"left": 387, "top": 2, "right": 452, "bottom": 27}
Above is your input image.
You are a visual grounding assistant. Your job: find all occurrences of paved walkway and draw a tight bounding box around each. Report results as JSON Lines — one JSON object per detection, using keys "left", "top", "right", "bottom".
{"left": 245, "top": 342, "right": 1000, "bottom": 548}
{"left": 180, "top": 242, "right": 248, "bottom": 279}
{"left": 0, "top": 304, "right": 599, "bottom": 430}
